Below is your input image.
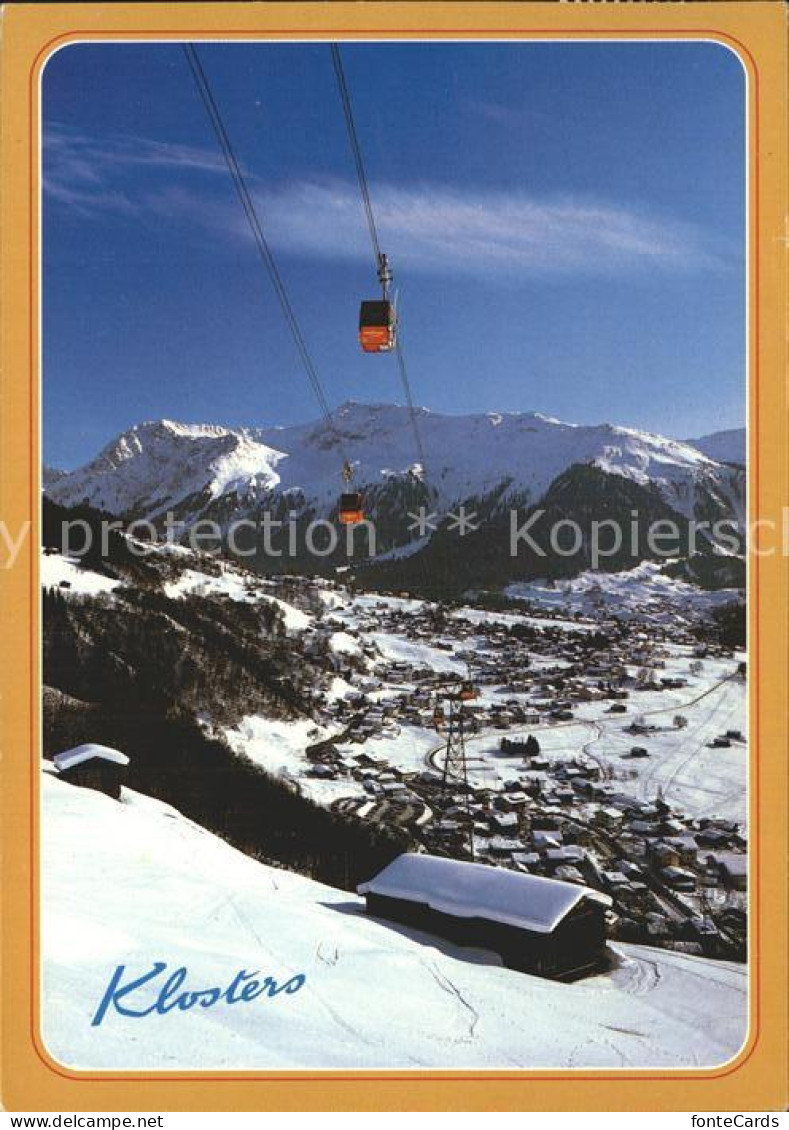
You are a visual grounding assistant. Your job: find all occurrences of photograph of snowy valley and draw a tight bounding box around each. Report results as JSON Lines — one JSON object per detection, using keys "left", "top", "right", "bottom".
{"left": 41, "top": 39, "right": 748, "bottom": 1070}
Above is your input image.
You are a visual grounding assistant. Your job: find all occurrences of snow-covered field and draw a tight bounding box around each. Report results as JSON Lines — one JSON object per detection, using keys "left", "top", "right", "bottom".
{"left": 223, "top": 716, "right": 329, "bottom": 780}
{"left": 452, "top": 605, "right": 597, "bottom": 634}
{"left": 41, "top": 773, "right": 748, "bottom": 1071}
{"left": 337, "top": 724, "right": 441, "bottom": 776}
{"left": 457, "top": 654, "right": 748, "bottom": 825}
{"left": 222, "top": 715, "right": 369, "bottom": 807}
{"left": 368, "top": 631, "right": 466, "bottom": 675}
{"left": 40, "top": 553, "right": 120, "bottom": 596}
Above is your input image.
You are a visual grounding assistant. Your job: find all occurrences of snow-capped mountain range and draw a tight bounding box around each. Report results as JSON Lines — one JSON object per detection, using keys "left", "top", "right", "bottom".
{"left": 47, "top": 401, "right": 745, "bottom": 526}
{"left": 44, "top": 405, "right": 746, "bottom": 592}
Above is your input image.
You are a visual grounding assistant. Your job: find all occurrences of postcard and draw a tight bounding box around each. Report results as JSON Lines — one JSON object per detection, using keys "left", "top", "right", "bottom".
{"left": 1, "top": 0, "right": 786, "bottom": 1114}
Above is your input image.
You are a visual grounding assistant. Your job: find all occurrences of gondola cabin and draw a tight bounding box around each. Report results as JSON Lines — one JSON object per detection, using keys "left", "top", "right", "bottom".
{"left": 359, "top": 300, "right": 396, "bottom": 353}
{"left": 339, "top": 492, "right": 364, "bottom": 525}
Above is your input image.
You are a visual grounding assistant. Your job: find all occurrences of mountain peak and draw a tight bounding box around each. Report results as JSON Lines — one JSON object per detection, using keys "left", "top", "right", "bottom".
{"left": 133, "top": 418, "right": 235, "bottom": 440}
{"left": 51, "top": 417, "right": 286, "bottom": 520}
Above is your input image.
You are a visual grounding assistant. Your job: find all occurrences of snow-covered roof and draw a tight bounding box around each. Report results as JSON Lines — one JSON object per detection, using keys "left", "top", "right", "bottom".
{"left": 707, "top": 851, "right": 747, "bottom": 876}
{"left": 53, "top": 743, "right": 130, "bottom": 772}
{"left": 357, "top": 853, "right": 611, "bottom": 934}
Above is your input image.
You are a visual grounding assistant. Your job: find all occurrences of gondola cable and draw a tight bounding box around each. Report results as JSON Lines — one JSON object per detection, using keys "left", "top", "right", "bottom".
{"left": 330, "top": 43, "right": 427, "bottom": 477}
{"left": 394, "top": 318, "right": 427, "bottom": 473}
{"left": 330, "top": 43, "right": 384, "bottom": 279}
{"left": 181, "top": 43, "right": 350, "bottom": 469}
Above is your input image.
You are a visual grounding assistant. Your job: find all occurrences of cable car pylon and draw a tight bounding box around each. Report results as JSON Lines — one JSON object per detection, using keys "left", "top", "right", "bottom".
{"left": 432, "top": 679, "right": 479, "bottom": 860}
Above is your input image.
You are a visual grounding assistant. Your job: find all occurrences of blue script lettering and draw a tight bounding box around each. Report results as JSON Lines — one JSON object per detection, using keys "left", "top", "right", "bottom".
{"left": 91, "top": 962, "right": 306, "bottom": 1026}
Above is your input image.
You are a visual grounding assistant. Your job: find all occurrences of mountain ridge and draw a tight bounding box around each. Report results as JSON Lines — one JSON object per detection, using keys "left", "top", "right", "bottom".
{"left": 45, "top": 403, "right": 746, "bottom": 591}
{"left": 684, "top": 427, "right": 746, "bottom": 467}
{"left": 48, "top": 402, "right": 742, "bottom": 514}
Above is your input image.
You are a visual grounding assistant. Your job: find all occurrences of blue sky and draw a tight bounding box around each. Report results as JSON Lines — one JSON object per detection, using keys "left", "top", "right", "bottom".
{"left": 43, "top": 40, "right": 745, "bottom": 469}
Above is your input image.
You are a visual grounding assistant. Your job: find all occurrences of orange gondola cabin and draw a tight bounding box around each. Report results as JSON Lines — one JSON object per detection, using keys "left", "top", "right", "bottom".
{"left": 359, "top": 300, "right": 396, "bottom": 353}
{"left": 339, "top": 491, "right": 364, "bottom": 524}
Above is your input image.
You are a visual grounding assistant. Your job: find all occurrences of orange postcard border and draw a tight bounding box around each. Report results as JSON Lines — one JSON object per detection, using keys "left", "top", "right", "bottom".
{"left": 2, "top": 1, "right": 786, "bottom": 1113}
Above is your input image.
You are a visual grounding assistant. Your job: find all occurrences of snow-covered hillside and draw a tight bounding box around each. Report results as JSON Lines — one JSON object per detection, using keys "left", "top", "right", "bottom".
{"left": 41, "top": 552, "right": 121, "bottom": 596}
{"left": 47, "top": 403, "right": 745, "bottom": 529}
{"left": 506, "top": 562, "right": 743, "bottom": 627}
{"left": 42, "top": 772, "right": 747, "bottom": 1071}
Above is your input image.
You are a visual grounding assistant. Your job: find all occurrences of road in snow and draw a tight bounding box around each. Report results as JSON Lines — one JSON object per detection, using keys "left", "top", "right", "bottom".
{"left": 41, "top": 774, "right": 747, "bottom": 1071}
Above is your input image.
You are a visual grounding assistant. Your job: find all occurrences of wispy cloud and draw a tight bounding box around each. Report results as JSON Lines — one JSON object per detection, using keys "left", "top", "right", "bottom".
{"left": 463, "top": 97, "right": 549, "bottom": 129}
{"left": 43, "top": 123, "right": 229, "bottom": 218}
{"left": 46, "top": 123, "right": 229, "bottom": 178}
{"left": 465, "top": 98, "right": 520, "bottom": 126}
{"left": 250, "top": 180, "right": 725, "bottom": 276}
{"left": 44, "top": 124, "right": 732, "bottom": 277}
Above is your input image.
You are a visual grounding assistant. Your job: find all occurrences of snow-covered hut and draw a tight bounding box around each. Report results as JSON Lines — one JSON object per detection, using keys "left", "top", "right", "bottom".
{"left": 52, "top": 743, "right": 130, "bottom": 799}
{"left": 358, "top": 853, "right": 612, "bottom": 980}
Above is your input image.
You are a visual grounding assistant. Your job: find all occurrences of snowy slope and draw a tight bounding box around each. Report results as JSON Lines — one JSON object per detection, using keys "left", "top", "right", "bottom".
{"left": 685, "top": 428, "right": 746, "bottom": 467}
{"left": 48, "top": 403, "right": 744, "bottom": 527}
{"left": 456, "top": 653, "right": 748, "bottom": 825}
{"left": 42, "top": 772, "right": 747, "bottom": 1071}
{"left": 161, "top": 565, "right": 312, "bottom": 630}
{"left": 41, "top": 552, "right": 121, "bottom": 596}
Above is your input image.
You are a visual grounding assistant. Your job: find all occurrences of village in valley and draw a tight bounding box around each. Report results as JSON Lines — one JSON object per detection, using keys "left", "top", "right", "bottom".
{"left": 210, "top": 567, "right": 749, "bottom": 967}
{"left": 39, "top": 531, "right": 750, "bottom": 1068}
